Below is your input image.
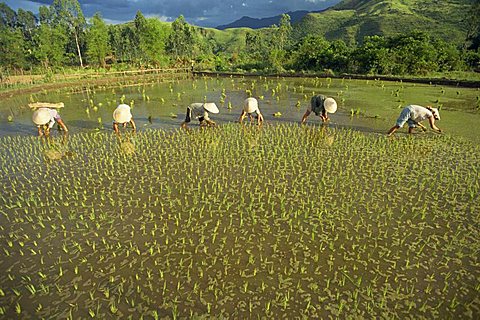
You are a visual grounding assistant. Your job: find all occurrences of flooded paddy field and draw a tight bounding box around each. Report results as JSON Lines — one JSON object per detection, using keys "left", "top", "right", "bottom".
{"left": 0, "top": 75, "right": 479, "bottom": 143}
{"left": 0, "top": 76, "right": 479, "bottom": 318}
{"left": 0, "top": 123, "right": 479, "bottom": 318}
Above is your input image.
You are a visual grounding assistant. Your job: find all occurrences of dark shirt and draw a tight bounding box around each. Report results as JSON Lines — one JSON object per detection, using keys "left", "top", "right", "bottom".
{"left": 309, "top": 95, "right": 326, "bottom": 116}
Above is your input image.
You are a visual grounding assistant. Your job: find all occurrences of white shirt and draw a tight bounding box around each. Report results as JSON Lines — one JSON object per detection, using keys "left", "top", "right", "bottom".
{"left": 189, "top": 103, "right": 210, "bottom": 120}
{"left": 47, "top": 109, "right": 60, "bottom": 128}
{"left": 49, "top": 109, "right": 59, "bottom": 118}
{"left": 409, "top": 105, "right": 433, "bottom": 122}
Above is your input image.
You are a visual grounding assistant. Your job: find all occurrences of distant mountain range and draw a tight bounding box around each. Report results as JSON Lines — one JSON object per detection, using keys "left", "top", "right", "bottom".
{"left": 216, "top": 10, "right": 325, "bottom": 30}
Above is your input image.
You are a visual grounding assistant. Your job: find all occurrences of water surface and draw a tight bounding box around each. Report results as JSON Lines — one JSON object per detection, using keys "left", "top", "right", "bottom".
{"left": 0, "top": 76, "right": 479, "bottom": 143}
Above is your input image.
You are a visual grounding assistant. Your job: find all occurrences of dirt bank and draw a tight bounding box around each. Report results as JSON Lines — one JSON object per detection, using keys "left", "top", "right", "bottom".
{"left": 0, "top": 68, "right": 191, "bottom": 100}
{"left": 195, "top": 71, "right": 480, "bottom": 88}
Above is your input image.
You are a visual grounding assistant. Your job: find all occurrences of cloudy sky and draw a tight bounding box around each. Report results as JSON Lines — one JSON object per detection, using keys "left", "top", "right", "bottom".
{"left": 3, "top": 0, "right": 341, "bottom": 27}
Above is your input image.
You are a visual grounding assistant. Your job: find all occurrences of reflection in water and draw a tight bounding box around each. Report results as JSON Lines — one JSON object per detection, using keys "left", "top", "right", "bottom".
{"left": 41, "top": 134, "right": 76, "bottom": 161}
{"left": 324, "top": 134, "right": 335, "bottom": 147}
{"left": 321, "top": 125, "right": 336, "bottom": 147}
{"left": 301, "top": 123, "right": 336, "bottom": 147}
{"left": 117, "top": 134, "right": 136, "bottom": 156}
{"left": 240, "top": 122, "right": 264, "bottom": 150}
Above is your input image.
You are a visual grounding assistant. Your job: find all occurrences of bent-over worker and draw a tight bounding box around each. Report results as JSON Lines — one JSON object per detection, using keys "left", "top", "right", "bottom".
{"left": 301, "top": 95, "right": 337, "bottom": 124}
{"left": 32, "top": 107, "right": 68, "bottom": 136}
{"left": 239, "top": 97, "right": 264, "bottom": 125}
{"left": 387, "top": 105, "right": 441, "bottom": 136}
{"left": 181, "top": 102, "right": 219, "bottom": 128}
{"left": 113, "top": 104, "right": 137, "bottom": 134}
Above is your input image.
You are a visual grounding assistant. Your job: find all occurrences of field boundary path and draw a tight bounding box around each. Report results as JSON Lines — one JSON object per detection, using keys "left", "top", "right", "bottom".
{"left": 194, "top": 71, "right": 480, "bottom": 88}
{"left": 0, "top": 67, "right": 191, "bottom": 99}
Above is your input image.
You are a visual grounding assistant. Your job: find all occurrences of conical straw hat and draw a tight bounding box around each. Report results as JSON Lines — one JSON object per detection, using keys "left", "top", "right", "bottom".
{"left": 32, "top": 108, "right": 52, "bottom": 125}
{"left": 244, "top": 97, "right": 259, "bottom": 113}
{"left": 324, "top": 98, "right": 337, "bottom": 114}
{"left": 113, "top": 104, "right": 132, "bottom": 123}
{"left": 203, "top": 102, "right": 219, "bottom": 114}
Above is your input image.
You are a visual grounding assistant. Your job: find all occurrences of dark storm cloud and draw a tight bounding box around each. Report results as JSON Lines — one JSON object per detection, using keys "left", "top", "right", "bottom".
{"left": 3, "top": 0, "right": 341, "bottom": 27}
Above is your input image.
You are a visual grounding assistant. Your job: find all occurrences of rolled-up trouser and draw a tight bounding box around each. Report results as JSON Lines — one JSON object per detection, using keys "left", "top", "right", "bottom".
{"left": 184, "top": 107, "right": 192, "bottom": 123}
{"left": 248, "top": 111, "right": 259, "bottom": 119}
{"left": 47, "top": 112, "right": 62, "bottom": 129}
{"left": 47, "top": 118, "right": 56, "bottom": 129}
{"left": 184, "top": 107, "right": 205, "bottom": 123}
{"left": 396, "top": 106, "right": 417, "bottom": 128}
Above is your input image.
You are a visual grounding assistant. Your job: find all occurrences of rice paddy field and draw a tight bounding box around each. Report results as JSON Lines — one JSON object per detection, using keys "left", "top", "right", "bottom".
{"left": 1, "top": 75, "right": 480, "bottom": 143}
{"left": 0, "top": 76, "right": 479, "bottom": 318}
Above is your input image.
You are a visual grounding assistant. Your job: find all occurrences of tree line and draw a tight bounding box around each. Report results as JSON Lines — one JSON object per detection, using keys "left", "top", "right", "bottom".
{"left": 0, "top": 0, "right": 479, "bottom": 77}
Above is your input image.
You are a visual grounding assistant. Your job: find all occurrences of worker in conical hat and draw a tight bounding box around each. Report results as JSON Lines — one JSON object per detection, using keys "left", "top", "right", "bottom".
{"left": 387, "top": 105, "right": 441, "bottom": 136}
{"left": 301, "top": 94, "right": 337, "bottom": 124}
{"left": 239, "top": 97, "right": 264, "bottom": 125}
{"left": 113, "top": 104, "right": 137, "bottom": 134}
{"left": 181, "top": 102, "right": 219, "bottom": 128}
{"left": 32, "top": 107, "right": 68, "bottom": 136}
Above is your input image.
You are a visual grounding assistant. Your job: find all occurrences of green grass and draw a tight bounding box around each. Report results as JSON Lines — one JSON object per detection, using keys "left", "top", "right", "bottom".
{"left": 292, "top": 10, "right": 357, "bottom": 44}
{"left": 0, "top": 124, "right": 478, "bottom": 318}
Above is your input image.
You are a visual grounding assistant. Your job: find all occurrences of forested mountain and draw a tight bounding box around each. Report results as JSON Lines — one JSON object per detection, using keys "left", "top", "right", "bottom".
{"left": 292, "top": 0, "right": 473, "bottom": 45}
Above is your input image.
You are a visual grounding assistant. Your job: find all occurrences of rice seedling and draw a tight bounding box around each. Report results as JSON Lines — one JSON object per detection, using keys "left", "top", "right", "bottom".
{"left": 0, "top": 123, "right": 478, "bottom": 318}
{"left": 1, "top": 73, "right": 480, "bottom": 318}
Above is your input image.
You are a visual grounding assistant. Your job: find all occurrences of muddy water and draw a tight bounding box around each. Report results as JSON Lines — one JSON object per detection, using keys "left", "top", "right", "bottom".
{"left": 0, "top": 76, "right": 479, "bottom": 143}
{"left": 1, "top": 76, "right": 479, "bottom": 318}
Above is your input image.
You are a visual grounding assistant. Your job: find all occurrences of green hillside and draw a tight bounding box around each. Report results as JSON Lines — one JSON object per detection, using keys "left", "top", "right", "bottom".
{"left": 292, "top": 0, "right": 472, "bottom": 45}
{"left": 205, "top": 27, "right": 252, "bottom": 53}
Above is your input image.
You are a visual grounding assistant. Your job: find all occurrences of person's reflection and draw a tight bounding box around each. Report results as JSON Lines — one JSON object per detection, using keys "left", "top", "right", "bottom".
{"left": 40, "top": 134, "right": 74, "bottom": 161}
{"left": 301, "top": 123, "right": 335, "bottom": 147}
{"left": 116, "top": 133, "right": 136, "bottom": 156}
